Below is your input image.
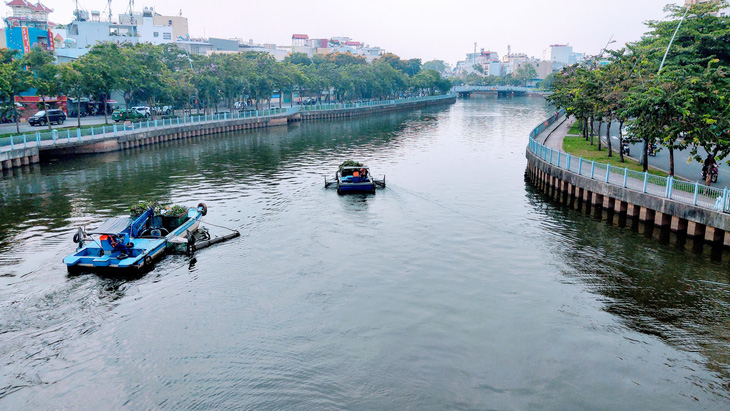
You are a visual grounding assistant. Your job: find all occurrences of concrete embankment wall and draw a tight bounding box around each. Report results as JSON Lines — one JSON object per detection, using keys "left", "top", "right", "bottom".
{"left": 525, "top": 149, "right": 730, "bottom": 251}
{"left": 42, "top": 115, "right": 285, "bottom": 157}
{"left": 300, "top": 95, "right": 456, "bottom": 121}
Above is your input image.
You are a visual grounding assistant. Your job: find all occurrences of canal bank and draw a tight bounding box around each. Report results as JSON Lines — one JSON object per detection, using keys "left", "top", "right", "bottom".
{"left": 526, "top": 113, "right": 730, "bottom": 254}
{"left": 0, "top": 94, "right": 456, "bottom": 174}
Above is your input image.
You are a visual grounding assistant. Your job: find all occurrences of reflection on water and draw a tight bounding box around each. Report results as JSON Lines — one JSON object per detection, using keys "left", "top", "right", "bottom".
{"left": 1, "top": 98, "right": 729, "bottom": 408}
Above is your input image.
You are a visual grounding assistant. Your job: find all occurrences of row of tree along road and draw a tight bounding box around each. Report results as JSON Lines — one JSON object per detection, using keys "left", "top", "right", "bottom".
{"left": 547, "top": 2, "right": 730, "bottom": 184}
{"left": 0, "top": 43, "right": 452, "bottom": 133}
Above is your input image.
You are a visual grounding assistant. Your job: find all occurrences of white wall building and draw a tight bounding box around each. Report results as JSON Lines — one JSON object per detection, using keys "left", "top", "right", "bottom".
{"left": 65, "top": 7, "right": 174, "bottom": 50}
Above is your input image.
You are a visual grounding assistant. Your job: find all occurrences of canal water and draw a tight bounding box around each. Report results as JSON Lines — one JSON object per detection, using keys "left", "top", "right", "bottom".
{"left": 1, "top": 98, "right": 729, "bottom": 409}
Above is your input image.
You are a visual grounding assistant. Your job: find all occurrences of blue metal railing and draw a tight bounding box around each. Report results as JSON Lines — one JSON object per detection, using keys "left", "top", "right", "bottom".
{"left": 0, "top": 106, "right": 298, "bottom": 151}
{"left": 528, "top": 113, "right": 730, "bottom": 213}
{"left": 1, "top": 95, "right": 454, "bottom": 151}
{"left": 299, "top": 94, "right": 455, "bottom": 112}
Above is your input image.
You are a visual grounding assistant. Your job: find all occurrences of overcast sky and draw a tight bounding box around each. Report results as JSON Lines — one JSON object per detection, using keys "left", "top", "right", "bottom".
{"left": 13, "top": 0, "right": 681, "bottom": 64}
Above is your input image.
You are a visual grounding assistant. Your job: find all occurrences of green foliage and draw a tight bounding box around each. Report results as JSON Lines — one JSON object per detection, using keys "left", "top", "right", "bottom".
{"left": 339, "top": 160, "right": 363, "bottom": 170}
{"left": 129, "top": 200, "right": 162, "bottom": 217}
{"left": 423, "top": 60, "right": 447, "bottom": 73}
{"left": 166, "top": 205, "right": 189, "bottom": 216}
{"left": 549, "top": 1, "right": 730, "bottom": 175}
{"left": 48, "top": 43, "right": 448, "bottom": 119}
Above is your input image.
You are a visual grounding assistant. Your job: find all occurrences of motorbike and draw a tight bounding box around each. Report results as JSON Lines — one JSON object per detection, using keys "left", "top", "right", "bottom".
{"left": 702, "top": 163, "right": 719, "bottom": 184}
{"left": 648, "top": 143, "right": 657, "bottom": 157}
{"left": 621, "top": 141, "right": 630, "bottom": 156}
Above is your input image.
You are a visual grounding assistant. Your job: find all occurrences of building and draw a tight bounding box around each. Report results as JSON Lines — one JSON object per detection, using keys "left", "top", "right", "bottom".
{"left": 549, "top": 44, "right": 584, "bottom": 69}
{"left": 1, "top": 0, "right": 56, "bottom": 54}
{"left": 285, "top": 34, "right": 385, "bottom": 61}
{"left": 456, "top": 48, "right": 501, "bottom": 76}
{"left": 153, "top": 12, "right": 188, "bottom": 40}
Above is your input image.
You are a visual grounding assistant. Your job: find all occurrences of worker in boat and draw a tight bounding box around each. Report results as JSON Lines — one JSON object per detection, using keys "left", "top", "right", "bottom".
{"left": 360, "top": 168, "right": 368, "bottom": 179}
{"left": 352, "top": 169, "right": 360, "bottom": 183}
{"left": 108, "top": 234, "right": 131, "bottom": 256}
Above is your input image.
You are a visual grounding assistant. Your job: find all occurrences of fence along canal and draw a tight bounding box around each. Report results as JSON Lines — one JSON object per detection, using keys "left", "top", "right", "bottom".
{"left": 526, "top": 111, "right": 730, "bottom": 255}
{"left": 0, "top": 94, "right": 455, "bottom": 173}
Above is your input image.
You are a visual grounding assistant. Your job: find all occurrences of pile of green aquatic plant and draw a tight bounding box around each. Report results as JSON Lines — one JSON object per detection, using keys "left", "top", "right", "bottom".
{"left": 165, "top": 204, "right": 189, "bottom": 216}
{"left": 129, "top": 200, "right": 163, "bottom": 217}
{"left": 129, "top": 201, "right": 189, "bottom": 217}
{"left": 339, "top": 160, "right": 363, "bottom": 170}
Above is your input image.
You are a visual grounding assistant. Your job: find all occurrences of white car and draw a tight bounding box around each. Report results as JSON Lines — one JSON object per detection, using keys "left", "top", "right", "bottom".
{"left": 132, "top": 106, "right": 151, "bottom": 118}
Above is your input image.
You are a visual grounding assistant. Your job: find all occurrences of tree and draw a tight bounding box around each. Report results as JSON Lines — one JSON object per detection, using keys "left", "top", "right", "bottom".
{"left": 423, "top": 60, "right": 447, "bottom": 74}
{"left": 514, "top": 64, "right": 538, "bottom": 86}
{"left": 0, "top": 49, "right": 32, "bottom": 133}
{"left": 22, "top": 47, "right": 60, "bottom": 131}
{"left": 284, "top": 52, "right": 312, "bottom": 66}
{"left": 59, "top": 62, "right": 87, "bottom": 128}
{"left": 78, "top": 43, "right": 125, "bottom": 124}
{"left": 119, "top": 43, "right": 171, "bottom": 116}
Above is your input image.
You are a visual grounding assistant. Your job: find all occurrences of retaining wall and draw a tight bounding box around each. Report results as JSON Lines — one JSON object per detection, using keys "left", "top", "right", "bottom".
{"left": 526, "top": 127, "right": 730, "bottom": 251}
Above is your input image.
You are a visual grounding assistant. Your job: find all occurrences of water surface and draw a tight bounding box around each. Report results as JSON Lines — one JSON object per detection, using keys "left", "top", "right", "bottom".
{"left": 1, "top": 98, "right": 728, "bottom": 409}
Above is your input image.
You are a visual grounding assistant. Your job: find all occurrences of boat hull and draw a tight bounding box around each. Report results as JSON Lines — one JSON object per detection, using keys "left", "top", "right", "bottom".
{"left": 64, "top": 206, "right": 205, "bottom": 275}
{"left": 337, "top": 182, "right": 376, "bottom": 194}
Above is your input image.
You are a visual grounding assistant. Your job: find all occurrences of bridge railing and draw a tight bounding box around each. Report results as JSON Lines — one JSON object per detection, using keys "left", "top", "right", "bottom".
{"left": 528, "top": 113, "right": 730, "bottom": 213}
{"left": 0, "top": 106, "right": 300, "bottom": 151}
{"left": 299, "top": 94, "right": 455, "bottom": 112}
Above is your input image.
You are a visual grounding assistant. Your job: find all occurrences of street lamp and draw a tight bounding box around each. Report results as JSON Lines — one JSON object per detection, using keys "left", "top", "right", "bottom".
{"left": 601, "top": 35, "right": 616, "bottom": 56}
{"left": 658, "top": 5, "right": 690, "bottom": 74}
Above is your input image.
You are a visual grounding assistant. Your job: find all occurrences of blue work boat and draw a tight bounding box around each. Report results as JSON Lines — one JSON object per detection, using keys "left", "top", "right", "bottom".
{"left": 325, "top": 162, "right": 385, "bottom": 194}
{"left": 64, "top": 203, "right": 207, "bottom": 274}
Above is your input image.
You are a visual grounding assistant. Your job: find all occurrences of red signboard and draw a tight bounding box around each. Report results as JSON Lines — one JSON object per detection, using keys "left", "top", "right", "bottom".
{"left": 21, "top": 26, "right": 30, "bottom": 53}
{"left": 47, "top": 29, "right": 55, "bottom": 51}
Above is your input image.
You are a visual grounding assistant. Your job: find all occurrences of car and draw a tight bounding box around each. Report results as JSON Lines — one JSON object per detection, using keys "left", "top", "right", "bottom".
{"left": 302, "top": 98, "right": 317, "bottom": 106}
{"left": 112, "top": 109, "right": 145, "bottom": 122}
{"left": 132, "top": 106, "right": 151, "bottom": 118}
{"left": 28, "top": 109, "right": 66, "bottom": 126}
{"left": 152, "top": 105, "right": 173, "bottom": 116}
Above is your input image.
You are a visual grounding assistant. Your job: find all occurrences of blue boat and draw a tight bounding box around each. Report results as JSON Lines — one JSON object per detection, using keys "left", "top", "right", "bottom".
{"left": 63, "top": 203, "right": 207, "bottom": 274}
{"left": 325, "top": 163, "right": 386, "bottom": 194}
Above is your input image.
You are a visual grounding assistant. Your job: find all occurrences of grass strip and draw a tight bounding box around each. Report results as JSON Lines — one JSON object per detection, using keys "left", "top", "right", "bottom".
{"left": 562, "top": 135, "right": 668, "bottom": 177}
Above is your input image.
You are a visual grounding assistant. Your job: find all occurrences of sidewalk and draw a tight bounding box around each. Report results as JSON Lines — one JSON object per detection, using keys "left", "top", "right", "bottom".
{"left": 539, "top": 115, "right": 575, "bottom": 151}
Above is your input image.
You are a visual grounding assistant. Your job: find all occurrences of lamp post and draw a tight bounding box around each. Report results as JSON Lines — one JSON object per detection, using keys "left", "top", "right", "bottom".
{"left": 658, "top": 5, "right": 691, "bottom": 74}
{"left": 601, "top": 35, "right": 617, "bottom": 57}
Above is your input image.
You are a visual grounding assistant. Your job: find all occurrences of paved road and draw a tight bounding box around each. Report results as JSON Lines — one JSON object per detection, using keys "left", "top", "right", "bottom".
{"left": 594, "top": 122, "right": 729, "bottom": 188}
{"left": 0, "top": 115, "right": 110, "bottom": 135}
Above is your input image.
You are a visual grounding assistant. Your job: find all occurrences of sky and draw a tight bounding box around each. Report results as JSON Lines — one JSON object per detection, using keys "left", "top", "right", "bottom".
{"left": 8, "top": 0, "right": 683, "bottom": 65}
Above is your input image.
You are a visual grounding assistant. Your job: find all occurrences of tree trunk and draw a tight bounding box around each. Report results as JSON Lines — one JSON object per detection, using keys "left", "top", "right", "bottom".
{"left": 642, "top": 140, "right": 649, "bottom": 172}
{"left": 77, "top": 96, "right": 81, "bottom": 128}
{"left": 669, "top": 146, "right": 675, "bottom": 177}
{"left": 582, "top": 117, "right": 589, "bottom": 141}
{"left": 606, "top": 119, "right": 612, "bottom": 157}
{"left": 618, "top": 120, "right": 624, "bottom": 162}
{"left": 596, "top": 119, "right": 603, "bottom": 151}
{"left": 103, "top": 94, "right": 109, "bottom": 125}
{"left": 44, "top": 100, "right": 52, "bottom": 131}
{"left": 588, "top": 116, "right": 595, "bottom": 145}
{"left": 13, "top": 95, "right": 20, "bottom": 134}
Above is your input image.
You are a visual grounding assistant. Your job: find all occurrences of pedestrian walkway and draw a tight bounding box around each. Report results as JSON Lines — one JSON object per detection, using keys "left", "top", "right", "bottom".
{"left": 539, "top": 115, "right": 575, "bottom": 151}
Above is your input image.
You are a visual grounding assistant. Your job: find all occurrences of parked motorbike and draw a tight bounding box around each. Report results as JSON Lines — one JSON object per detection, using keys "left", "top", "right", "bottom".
{"left": 702, "top": 163, "right": 719, "bottom": 184}
{"left": 621, "top": 141, "right": 630, "bottom": 156}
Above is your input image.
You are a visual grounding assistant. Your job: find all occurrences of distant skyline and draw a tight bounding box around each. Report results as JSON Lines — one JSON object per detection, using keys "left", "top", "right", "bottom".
{"left": 8, "top": 0, "right": 682, "bottom": 64}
